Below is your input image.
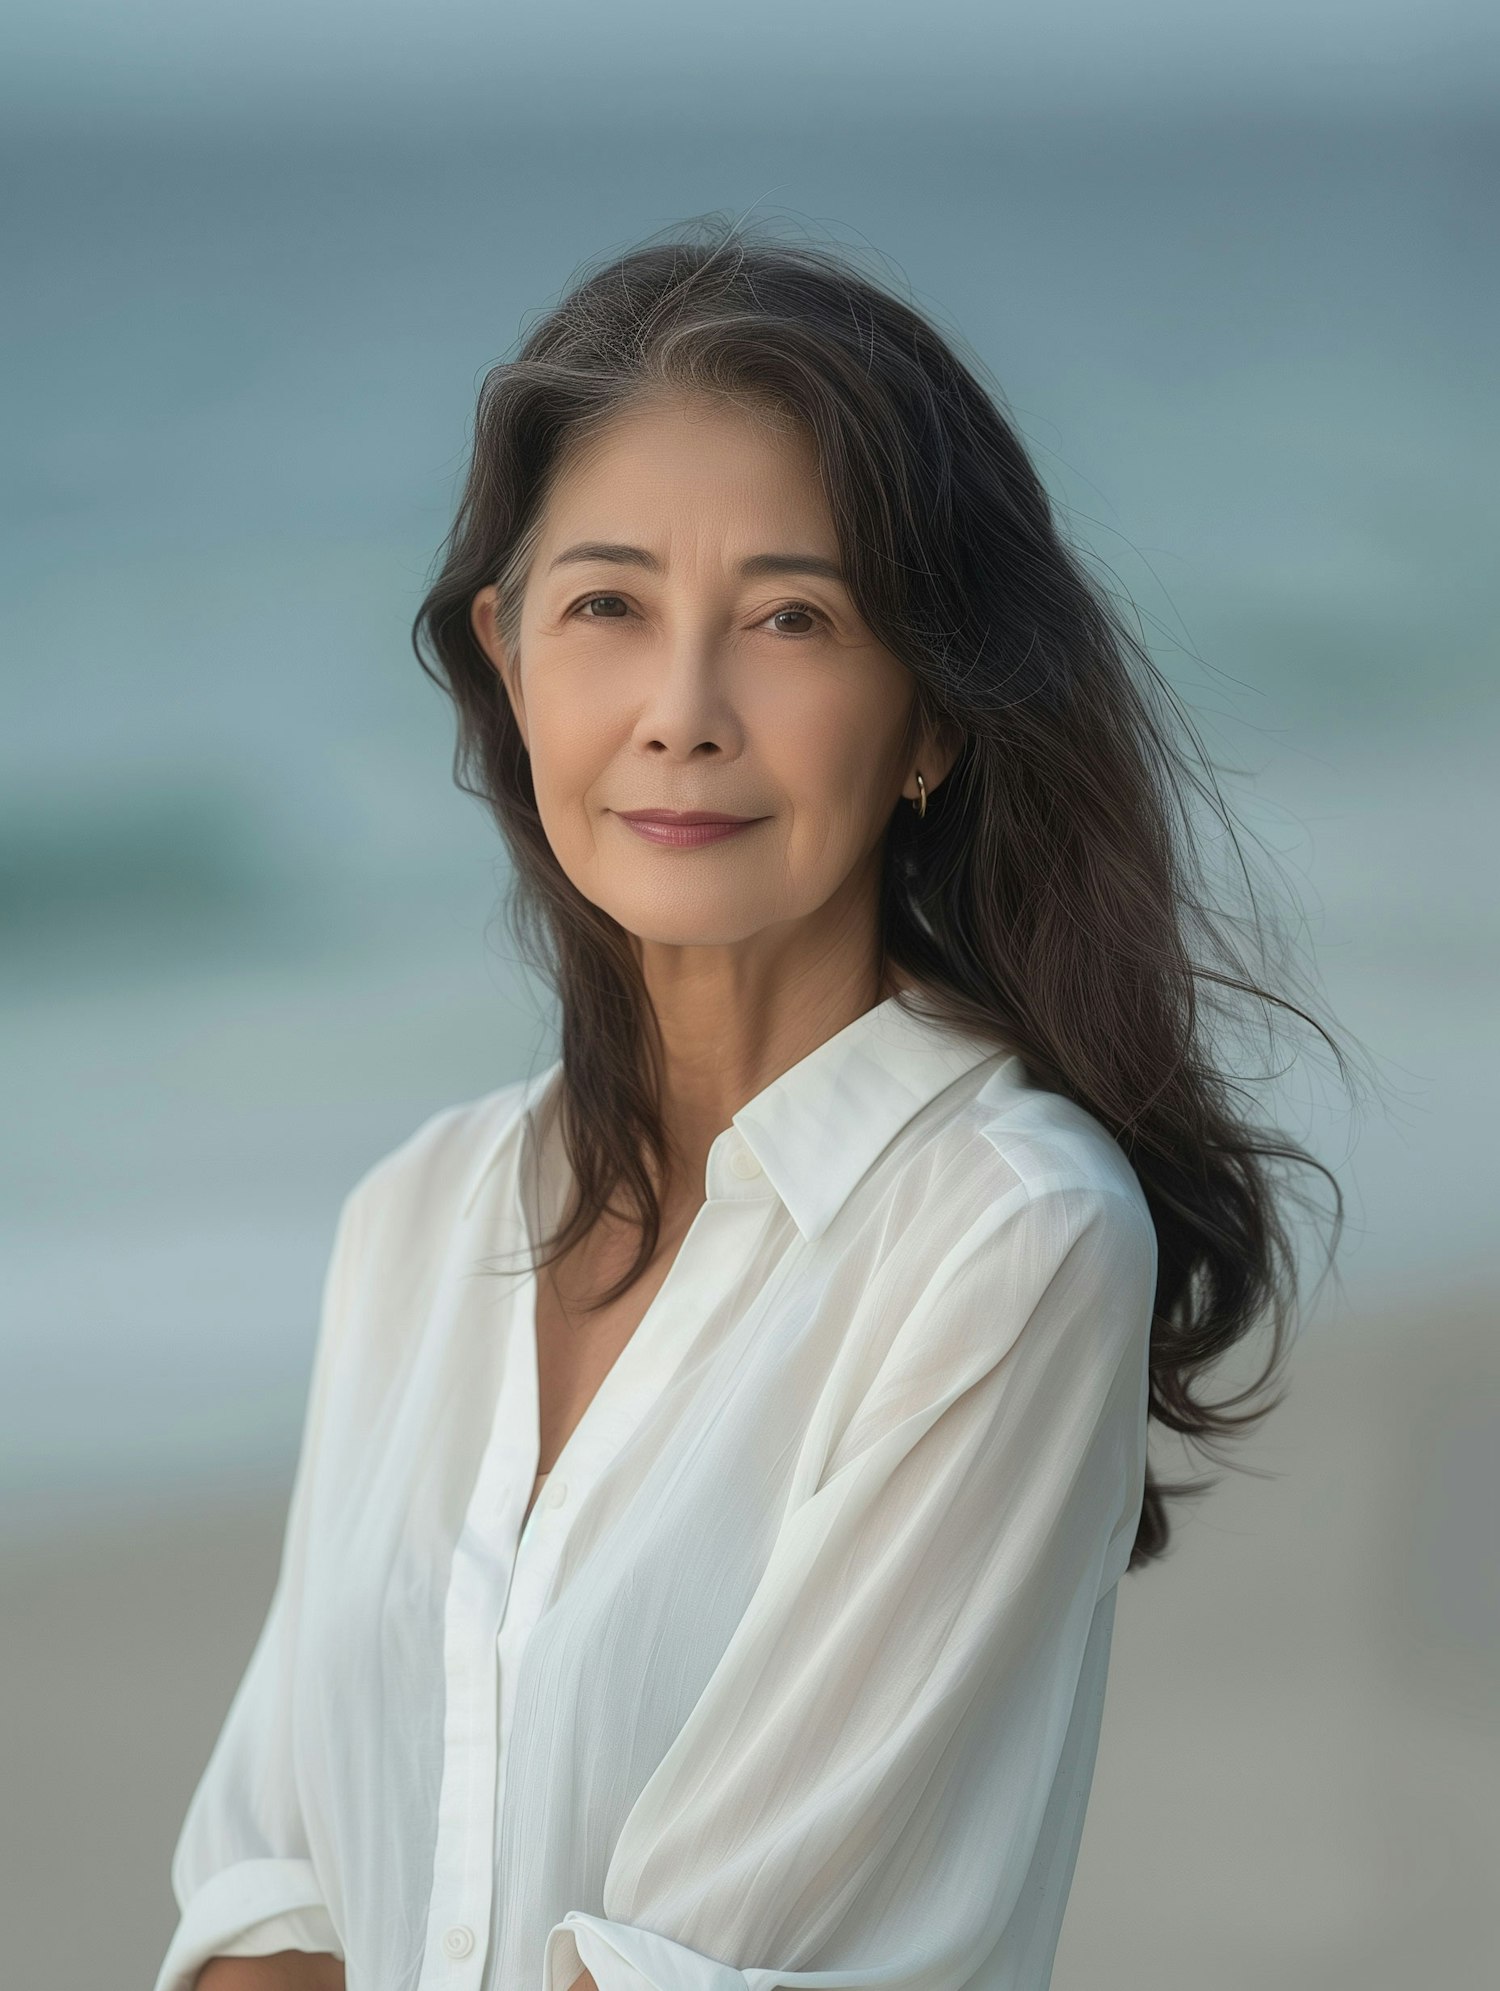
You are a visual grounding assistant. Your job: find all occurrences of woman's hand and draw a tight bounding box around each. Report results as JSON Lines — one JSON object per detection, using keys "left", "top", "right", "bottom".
{"left": 196, "top": 1956, "right": 345, "bottom": 1990}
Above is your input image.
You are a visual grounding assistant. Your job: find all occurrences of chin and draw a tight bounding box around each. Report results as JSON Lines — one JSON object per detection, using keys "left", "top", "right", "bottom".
{"left": 619, "top": 920, "right": 769, "bottom": 949}
{"left": 604, "top": 892, "right": 776, "bottom": 950}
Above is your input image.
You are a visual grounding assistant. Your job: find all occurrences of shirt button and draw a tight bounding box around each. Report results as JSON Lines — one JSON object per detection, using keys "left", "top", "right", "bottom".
{"left": 545, "top": 1474, "right": 569, "bottom": 1509}
{"left": 442, "top": 1925, "right": 475, "bottom": 1959}
{"left": 729, "top": 1145, "right": 762, "bottom": 1179}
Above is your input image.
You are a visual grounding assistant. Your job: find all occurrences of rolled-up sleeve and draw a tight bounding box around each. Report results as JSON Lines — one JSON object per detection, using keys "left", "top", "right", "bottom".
{"left": 542, "top": 1177, "right": 1156, "bottom": 1991}
{"left": 152, "top": 1184, "right": 364, "bottom": 1991}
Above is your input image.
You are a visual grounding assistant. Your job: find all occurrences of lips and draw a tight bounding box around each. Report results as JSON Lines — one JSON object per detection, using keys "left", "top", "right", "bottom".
{"left": 613, "top": 808, "right": 768, "bottom": 849}
{"left": 616, "top": 809, "right": 762, "bottom": 825}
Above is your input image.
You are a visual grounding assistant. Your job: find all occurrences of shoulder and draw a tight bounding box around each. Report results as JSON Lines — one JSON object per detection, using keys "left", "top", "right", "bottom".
{"left": 916, "top": 1060, "right": 1157, "bottom": 1279}
{"left": 971, "top": 1061, "right": 1152, "bottom": 1218}
{"left": 339, "top": 1068, "right": 546, "bottom": 1239}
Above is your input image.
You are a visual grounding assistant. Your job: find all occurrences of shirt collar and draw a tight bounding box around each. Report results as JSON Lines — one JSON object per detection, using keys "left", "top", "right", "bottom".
{"left": 725, "top": 994, "right": 1014, "bottom": 1241}
{"left": 461, "top": 994, "right": 1016, "bottom": 1239}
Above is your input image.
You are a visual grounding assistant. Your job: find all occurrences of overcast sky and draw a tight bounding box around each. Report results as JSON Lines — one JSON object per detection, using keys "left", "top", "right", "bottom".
{"left": 4, "top": 0, "right": 1494, "bottom": 129}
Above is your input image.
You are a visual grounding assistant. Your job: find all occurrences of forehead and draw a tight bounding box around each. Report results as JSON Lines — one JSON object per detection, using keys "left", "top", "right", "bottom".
{"left": 539, "top": 392, "right": 829, "bottom": 533}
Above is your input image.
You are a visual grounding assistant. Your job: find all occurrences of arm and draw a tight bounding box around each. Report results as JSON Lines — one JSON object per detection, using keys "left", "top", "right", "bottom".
{"left": 152, "top": 1188, "right": 365, "bottom": 1991}
{"left": 197, "top": 1959, "right": 345, "bottom": 1990}
{"left": 543, "top": 1179, "right": 1155, "bottom": 1991}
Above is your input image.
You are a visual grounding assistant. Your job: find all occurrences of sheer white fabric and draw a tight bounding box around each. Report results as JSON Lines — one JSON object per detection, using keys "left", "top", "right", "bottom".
{"left": 153, "top": 993, "right": 1157, "bottom": 1991}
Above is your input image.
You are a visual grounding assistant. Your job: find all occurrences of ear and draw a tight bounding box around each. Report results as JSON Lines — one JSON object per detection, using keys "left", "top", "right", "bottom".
{"left": 470, "top": 585, "right": 528, "bottom": 751}
{"left": 901, "top": 715, "right": 964, "bottom": 807}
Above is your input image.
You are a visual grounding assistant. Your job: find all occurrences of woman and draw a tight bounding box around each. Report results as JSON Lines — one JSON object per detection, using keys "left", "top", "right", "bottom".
{"left": 155, "top": 221, "right": 1345, "bottom": 1991}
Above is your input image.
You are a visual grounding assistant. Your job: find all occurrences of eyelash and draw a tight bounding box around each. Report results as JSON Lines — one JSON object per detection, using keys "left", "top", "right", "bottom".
{"left": 568, "top": 594, "right": 830, "bottom": 636}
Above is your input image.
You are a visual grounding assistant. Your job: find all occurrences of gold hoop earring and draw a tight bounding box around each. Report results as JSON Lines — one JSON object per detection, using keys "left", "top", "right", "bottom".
{"left": 911, "top": 770, "right": 927, "bottom": 819}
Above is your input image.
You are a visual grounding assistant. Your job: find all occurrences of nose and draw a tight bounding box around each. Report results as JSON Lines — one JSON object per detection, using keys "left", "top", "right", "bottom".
{"left": 631, "top": 627, "right": 744, "bottom": 762}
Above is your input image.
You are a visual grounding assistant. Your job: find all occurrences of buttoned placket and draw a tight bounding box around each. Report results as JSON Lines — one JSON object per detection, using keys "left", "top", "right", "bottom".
{"left": 414, "top": 1115, "right": 779, "bottom": 1989}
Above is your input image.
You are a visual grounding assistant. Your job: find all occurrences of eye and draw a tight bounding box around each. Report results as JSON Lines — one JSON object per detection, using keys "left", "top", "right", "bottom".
{"left": 565, "top": 594, "right": 830, "bottom": 634}
{"left": 763, "top": 601, "right": 828, "bottom": 637}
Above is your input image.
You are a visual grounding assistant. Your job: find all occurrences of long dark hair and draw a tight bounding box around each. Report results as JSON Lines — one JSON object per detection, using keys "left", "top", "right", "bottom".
{"left": 412, "top": 215, "right": 1357, "bottom": 1573}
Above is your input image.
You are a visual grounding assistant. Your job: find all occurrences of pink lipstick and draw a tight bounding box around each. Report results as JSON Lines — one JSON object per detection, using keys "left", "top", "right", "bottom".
{"left": 614, "top": 809, "right": 768, "bottom": 849}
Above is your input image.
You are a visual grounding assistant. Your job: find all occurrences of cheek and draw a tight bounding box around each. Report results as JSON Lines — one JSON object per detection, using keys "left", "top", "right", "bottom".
{"left": 526, "top": 681, "right": 613, "bottom": 820}
{"left": 771, "top": 691, "right": 901, "bottom": 844}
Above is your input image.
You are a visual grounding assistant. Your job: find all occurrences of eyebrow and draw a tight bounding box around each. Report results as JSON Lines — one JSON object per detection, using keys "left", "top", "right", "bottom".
{"left": 547, "top": 542, "right": 845, "bottom": 584}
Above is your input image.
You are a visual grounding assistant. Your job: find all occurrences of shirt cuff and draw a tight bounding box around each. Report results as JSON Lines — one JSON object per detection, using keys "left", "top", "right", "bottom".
{"left": 153, "top": 1858, "right": 342, "bottom": 1991}
{"left": 545, "top": 1910, "right": 750, "bottom": 1991}
{"left": 211, "top": 1903, "right": 342, "bottom": 1958}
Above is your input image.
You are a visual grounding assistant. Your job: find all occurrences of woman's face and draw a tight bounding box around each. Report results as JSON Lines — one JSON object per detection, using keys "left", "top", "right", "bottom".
{"left": 470, "top": 392, "right": 954, "bottom": 960}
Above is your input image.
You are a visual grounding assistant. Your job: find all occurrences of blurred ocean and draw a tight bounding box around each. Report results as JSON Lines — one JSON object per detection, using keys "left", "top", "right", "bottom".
{"left": 3, "top": 105, "right": 1495, "bottom": 1538}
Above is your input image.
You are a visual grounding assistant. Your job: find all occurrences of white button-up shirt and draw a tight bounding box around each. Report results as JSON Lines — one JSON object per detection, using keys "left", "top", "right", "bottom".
{"left": 153, "top": 993, "right": 1157, "bottom": 1991}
